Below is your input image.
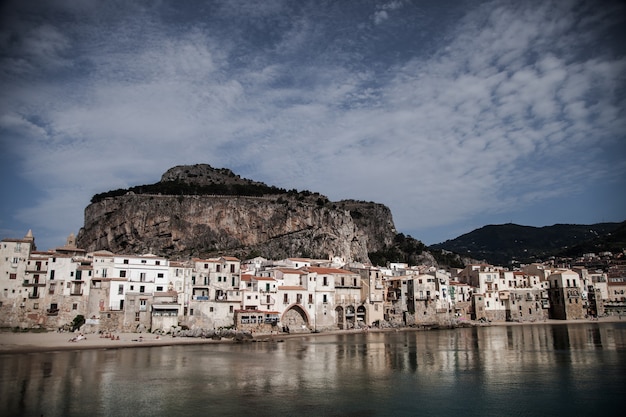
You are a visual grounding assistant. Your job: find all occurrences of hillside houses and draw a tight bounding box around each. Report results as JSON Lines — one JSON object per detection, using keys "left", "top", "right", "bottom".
{"left": 1, "top": 230, "right": 625, "bottom": 334}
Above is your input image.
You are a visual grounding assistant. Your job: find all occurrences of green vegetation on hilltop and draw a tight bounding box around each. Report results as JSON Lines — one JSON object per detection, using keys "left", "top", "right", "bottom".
{"left": 90, "top": 181, "right": 322, "bottom": 204}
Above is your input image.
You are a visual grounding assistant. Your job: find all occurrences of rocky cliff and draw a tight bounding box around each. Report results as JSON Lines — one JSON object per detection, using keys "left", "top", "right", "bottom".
{"left": 76, "top": 164, "right": 397, "bottom": 261}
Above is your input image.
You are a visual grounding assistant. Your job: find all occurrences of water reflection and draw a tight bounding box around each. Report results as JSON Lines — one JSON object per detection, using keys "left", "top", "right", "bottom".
{"left": 1, "top": 322, "right": 625, "bottom": 417}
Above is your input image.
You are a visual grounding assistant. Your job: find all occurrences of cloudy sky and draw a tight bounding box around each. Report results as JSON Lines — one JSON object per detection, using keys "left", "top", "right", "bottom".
{"left": 1, "top": 0, "right": 625, "bottom": 251}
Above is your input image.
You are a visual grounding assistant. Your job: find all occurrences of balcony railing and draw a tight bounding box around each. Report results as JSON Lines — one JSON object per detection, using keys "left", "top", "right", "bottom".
{"left": 70, "top": 290, "right": 83, "bottom": 296}
{"left": 23, "top": 280, "right": 46, "bottom": 287}
{"left": 261, "top": 296, "right": 275, "bottom": 305}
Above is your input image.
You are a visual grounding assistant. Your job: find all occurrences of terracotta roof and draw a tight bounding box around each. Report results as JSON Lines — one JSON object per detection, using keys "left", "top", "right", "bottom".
{"left": 306, "top": 266, "right": 355, "bottom": 275}
{"left": 277, "top": 286, "right": 306, "bottom": 291}
{"left": 276, "top": 268, "right": 306, "bottom": 274}
{"left": 253, "top": 276, "right": 276, "bottom": 281}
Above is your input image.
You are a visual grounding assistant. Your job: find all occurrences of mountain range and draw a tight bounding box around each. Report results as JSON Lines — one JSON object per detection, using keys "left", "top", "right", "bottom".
{"left": 430, "top": 221, "right": 626, "bottom": 266}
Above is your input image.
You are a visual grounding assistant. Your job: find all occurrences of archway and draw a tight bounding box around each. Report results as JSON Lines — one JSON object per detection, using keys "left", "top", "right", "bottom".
{"left": 345, "top": 305, "right": 356, "bottom": 329}
{"left": 357, "top": 305, "right": 367, "bottom": 326}
{"left": 335, "top": 306, "right": 345, "bottom": 330}
{"left": 282, "top": 304, "right": 310, "bottom": 332}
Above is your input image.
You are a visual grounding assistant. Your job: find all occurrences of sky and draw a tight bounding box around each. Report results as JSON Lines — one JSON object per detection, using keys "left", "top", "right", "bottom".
{"left": 1, "top": 0, "right": 625, "bottom": 252}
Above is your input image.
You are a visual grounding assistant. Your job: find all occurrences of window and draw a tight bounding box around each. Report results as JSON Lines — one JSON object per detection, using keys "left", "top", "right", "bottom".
{"left": 323, "top": 294, "right": 328, "bottom": 303}
{"left": 123, "top": 259, "right": 129, "bottom": 264}
{"left": 135, "top": 312, "right": 140, "bottom": 321}
{"left": 230, "top": 264, "right": 235, "bottom": 273}
{"left": 118, "top": 285, "right": 124, "bottom": 295}
{"left": 120, "top": 270, "right": 126, "bottom": 278}
{"left": 297, "top": 294, "right": 302, "bottom": 304}
{"left": 156, "top": 286, "right": 163, "bottom": 292}
{"left": 9, "top": 273, "right": 16, "bottom": 280}
{"left": 34, "top": 303, "right": 39, "bottom": 309}
{"left": 72, "top": 303, "right": 78, "bottom": 310}
{"left": 139, "top": 286, "right": 145, "bottom": 293}
{"left": 141, "top": 260, "right": 146, "bottom": 264}
{"left": 49, "top": 284, "right": 55, "bottom": 294}
{"left": 50, "top": 270, "right": 55, "bottom": 280}
{"left": 157, "top": 273, "right": 164, "bottom": 278}
{"left": 140, "top": 273, "right": 146, "bottom": 282}
{"left": 308, "top": 294, "right": 313, "bottom": 304}
{"left": 283, "top": 294, "right": 289, "bottom": 304}
{"left": 155, "top": 261, "right": 160, "bottom": 265}
{"left": 323, "top": 276, "right": 328, "bottom": 286}
{"left": 229, "top": 306, "right": 233, "bottom": 313}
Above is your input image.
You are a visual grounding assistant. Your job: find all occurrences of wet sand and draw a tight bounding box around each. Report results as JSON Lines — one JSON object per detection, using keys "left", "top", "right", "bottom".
{"left": 1, "top": 316, "right": 622, "bottom": 355}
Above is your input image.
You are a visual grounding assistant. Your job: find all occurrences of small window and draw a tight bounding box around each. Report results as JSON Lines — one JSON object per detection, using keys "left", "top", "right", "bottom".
{"left": 72, "top": 303, "right": 78, "bottom": 310}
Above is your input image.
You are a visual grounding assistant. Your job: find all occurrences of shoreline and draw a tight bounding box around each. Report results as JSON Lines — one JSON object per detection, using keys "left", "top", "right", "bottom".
{"left": 1, "top": 316, "right": 622, "bottom": 355}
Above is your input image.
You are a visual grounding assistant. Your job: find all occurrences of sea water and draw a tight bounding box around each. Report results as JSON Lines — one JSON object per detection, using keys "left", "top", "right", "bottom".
{"left": 1, "top": 322, "right": 625, "bottom": 417}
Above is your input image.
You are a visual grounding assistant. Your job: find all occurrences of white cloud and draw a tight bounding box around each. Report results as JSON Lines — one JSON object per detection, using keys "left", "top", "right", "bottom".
{"left": 1, "top": 0, "right": 624, "bottom": 249}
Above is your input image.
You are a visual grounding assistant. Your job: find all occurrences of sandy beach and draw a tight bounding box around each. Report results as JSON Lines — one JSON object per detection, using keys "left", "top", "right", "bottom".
{"left": 1, "top": 316, "right": 622, "bottom": 355}
{"left": 0, "top": 331, "right": 235, "bottom": 355}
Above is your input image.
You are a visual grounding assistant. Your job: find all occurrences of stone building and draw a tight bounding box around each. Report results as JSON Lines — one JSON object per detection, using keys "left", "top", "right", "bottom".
{"left": 547, "top": 269, "right": 585, "bottom": 320}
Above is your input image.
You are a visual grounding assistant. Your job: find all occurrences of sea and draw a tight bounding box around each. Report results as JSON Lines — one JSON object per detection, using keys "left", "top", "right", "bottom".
{"left": 1, "top": 322, "right": 625, "bottom": 417}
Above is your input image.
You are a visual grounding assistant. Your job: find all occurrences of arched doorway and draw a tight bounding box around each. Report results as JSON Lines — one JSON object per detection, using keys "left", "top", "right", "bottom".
{"left": 345, "top": 305, "right": 355, "bottom": 329}
{"left": 282, "top": 304, "right": 310, "bottom": 332}
{"left": 357, "top": 305, "right": 366, "bottom": 326}
{"left": 335, "top": 306, "right": 345, "bottom": 329}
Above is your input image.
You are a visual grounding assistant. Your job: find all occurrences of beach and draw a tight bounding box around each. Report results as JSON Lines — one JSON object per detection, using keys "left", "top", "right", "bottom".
{"left": 1, "top": 316, "right": 622, "bottom": 355}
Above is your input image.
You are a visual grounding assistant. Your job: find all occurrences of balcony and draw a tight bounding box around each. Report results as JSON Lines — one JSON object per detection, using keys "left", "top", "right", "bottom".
{"left": 193, "top": 295, "right": 209, "bottom": 301}
{"left": 23, "top": 280, "right": 46, "bottom": 287}
{"left": 70, "top": 290, "right": 84, "bottom": 296}
{"left": 46, "top": 308, "right": 59, "bottom": 316}
{"left": 28, "top": 293, "right": 40, "bottom": 299}
{"left": 261, "top": 296, "right": 275, "bottom": 305}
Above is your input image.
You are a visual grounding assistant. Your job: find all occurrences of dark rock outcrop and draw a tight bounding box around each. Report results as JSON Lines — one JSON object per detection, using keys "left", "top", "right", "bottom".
{"left": 77, "top": 164, "right": 397, "bottom": 261}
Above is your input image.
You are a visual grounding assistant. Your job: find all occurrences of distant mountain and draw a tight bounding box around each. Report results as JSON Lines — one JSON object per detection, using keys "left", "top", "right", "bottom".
{"left": 430, "top": 222, "right": 625, "bottom": 266}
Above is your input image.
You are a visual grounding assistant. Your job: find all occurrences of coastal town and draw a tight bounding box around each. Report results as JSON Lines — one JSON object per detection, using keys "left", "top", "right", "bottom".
{"left": 1, "top": 230, "right": 625, "bottom": 336}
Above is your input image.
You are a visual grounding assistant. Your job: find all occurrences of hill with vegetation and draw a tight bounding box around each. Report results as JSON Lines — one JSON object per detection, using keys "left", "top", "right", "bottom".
{"left": 430, "top": 222, "right": 625, "bottom": 266}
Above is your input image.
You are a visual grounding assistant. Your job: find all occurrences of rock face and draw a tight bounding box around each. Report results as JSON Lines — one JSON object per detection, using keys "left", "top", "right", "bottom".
{"left": 77, "top": 165, "right": 397, "bottom": 261}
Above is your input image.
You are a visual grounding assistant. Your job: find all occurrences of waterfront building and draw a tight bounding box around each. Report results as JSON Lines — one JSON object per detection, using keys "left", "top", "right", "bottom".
{"left": 2, "top": 229, "right": 623, "bottom": 333}
{"left": 547, "top": 269, "right": 585, "bottom": 320}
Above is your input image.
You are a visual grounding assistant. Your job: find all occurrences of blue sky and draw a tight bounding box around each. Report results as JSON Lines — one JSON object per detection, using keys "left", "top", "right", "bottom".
{"left": 1, "top": 0, "right": 625, "bottom": 251}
